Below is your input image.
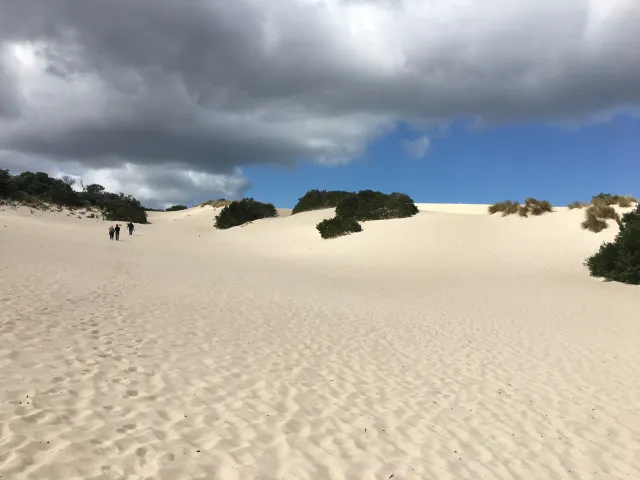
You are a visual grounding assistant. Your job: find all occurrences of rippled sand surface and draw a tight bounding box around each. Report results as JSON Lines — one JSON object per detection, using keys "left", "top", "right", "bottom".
{"left": 1, "top": 204, "right": 639, "bottom": 479}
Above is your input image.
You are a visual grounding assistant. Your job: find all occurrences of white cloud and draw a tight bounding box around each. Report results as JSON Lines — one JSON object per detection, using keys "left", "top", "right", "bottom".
{"left": 0, "top": 0, "right": 639, "bottom": 202}
{"left": 402, "top": 134, "right": 430, "bottom": 159}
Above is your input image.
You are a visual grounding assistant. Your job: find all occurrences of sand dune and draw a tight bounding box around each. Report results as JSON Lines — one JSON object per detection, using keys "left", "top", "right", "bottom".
{"left": 1, "top": 203, "right": 639, "bottom": 480}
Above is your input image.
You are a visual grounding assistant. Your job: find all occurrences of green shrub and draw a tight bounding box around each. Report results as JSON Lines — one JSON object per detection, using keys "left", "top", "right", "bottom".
{"left": 166, "top": 205, "right": 188, "bottom": 211}
{"left": 214, "top": 198, "right": 277, "bottom": 229}
{"left": 0, "top": 169, "right": 15, "bottom": 197}
{"left": 292, "top": 189, "right": 352, "bottom": 214}
{"left": 334, "top": 190, "right": 418, "bottom": 221}
{"left": 585, "top": 204, "right": 640, "bottom": 284}
{"left": 568, "top": 201, "right": 588, "bottom": 210}
{"left": 102, "top": 194, "right": 148, "bottom": 223}
{"left": 316, "top": 216, "right": 362, "bottom": 239}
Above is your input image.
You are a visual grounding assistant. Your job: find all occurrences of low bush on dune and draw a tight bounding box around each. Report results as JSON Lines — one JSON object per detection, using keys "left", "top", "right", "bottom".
{"left": 214, "top": 198, "right": 277, "bottom": 229}
{"left": 591, "top": 193, "right": 638, "bottom": 208}
{"left": 568, "top": 201, "right": 589, "bottom": 210}
{"left": 488, "top": 200, "right": 519, "bottom": 216}
{"left": 581, "top": 204, "right": 621, "bottom": 233}
{"left": 488, "top": 198, "right": 552, "bottom": 217}
{"left": 335, "top": 190, "right": 419, "bottom": 221}
{"left": 292, "top": 189, "right": 352, "bottom": 214}
{"left": 165, "top": 204, "right": 188, "bottom": 212}
{"left": 589, "top": 204, "right": 618, "bottom": 220}
{"left": 316, "top": 216, "right": 363, "bottom": 239}
{"left": 585, "top": 204, "right": 640, "bottom": 284}
{"left": 199, "top": 198, "right": 232, "bottom": 208}
{"left": 581, "top": 211, "right": 609, "bottom": 233}
{"left": 314, "top": 190, "right": 419, "bottom": 239}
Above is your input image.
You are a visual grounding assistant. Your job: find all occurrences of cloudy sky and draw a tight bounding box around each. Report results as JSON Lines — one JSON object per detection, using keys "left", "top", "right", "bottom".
{"left": 1, "top": 0, "right": 639, "bottom": 208}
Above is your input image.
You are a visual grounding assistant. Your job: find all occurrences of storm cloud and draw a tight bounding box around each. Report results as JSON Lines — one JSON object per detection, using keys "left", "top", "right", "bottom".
{"left": 1, "top": 0, "right": 639, "bottom": 205}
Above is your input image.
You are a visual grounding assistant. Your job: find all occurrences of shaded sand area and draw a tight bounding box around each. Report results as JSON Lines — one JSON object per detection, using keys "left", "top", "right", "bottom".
{"left": 1, "top": 204, "right": 639, "bottom": 480}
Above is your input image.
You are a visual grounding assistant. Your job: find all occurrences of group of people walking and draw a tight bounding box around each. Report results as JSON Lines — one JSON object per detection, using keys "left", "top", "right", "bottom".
{"left": 109, "top": 222, "right": 135, "bottom": 240}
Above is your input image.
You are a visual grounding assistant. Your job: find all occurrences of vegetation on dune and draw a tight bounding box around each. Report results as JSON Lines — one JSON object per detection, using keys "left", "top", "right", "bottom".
{"left": 214, "top": 198, "right": 277, "bottom": 229}
{"left": 581, "top": 211, "right": 609, "bottom": 233}
{"left": 334, "top": 190, "right": 419, "bottom": 221}
{"left": 586, "top": 204, "right": 640, "bottom": 284}
{"left": 488, "top": 198, "right": 553, "bottom": 217}
{"left": 165, "top": 204, "right": 188, "bottom": 212}
{"left": 292, "top": 189, "right": 352, "bottom": 214}
{"left": 590, "top": 193, "right": 638, "bottom": 207}
{"left": 316, "top": 216, "right": 363, "bottom": 239}
{"left": 199, "top": 199, "right": 232, "bottom": 208}
{"left": 581, "top": 204, "right": 622, "bottom": 233}
{"left": 568, "top": 201, "right": 589, "bottom": 210}
{"left": 313, "top": 189, "right": 419, "bottom": 239}
{"left": 0, "top": 169, "right": 148, "bottom": 223}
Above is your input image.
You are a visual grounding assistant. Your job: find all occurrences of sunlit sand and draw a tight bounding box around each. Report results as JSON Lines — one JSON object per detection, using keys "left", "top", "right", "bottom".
{"left": 1, "top": 204, "right": 639, "bottom": 479}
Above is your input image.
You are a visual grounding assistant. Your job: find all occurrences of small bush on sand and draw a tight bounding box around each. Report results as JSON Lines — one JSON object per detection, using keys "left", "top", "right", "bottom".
{"left": 214, "top": 198, "right": 277, "bottom": 229}
{"left": 581, "top": 211, "right": 608, "bottom": 233}
{"left": 199, "top": 199, "right": 232, "bottom": 208}
{"left": 488, "top": 200, "right": 519, "bottom": 216}
{"left": 589, "top": 204, "right": 618, "bottom": 220}
{"left": 518, "top": 206, "right": 529, "bottom": 217}
{"left": 615, "top": 196, "right": 636, "bottom": 208}
{"left": 292, "top": 190, "right": 352, "bottom": 214}
{"left": 527, "top": 198, "right": 553, "bottom": 216}
{"left": 316, "top": 216, "right": 363, "bottom": 239}
{"left": 591, "top": 193, "right": 638, "bottom": 208}
{"left": 489, "top": 198, "right": 552, "bottom": 217}
{"left": 568, "top": 201, "right": 589, "bottom": 210}
{"left": 310, "top": 190, "right": 418, "bottom": 239}
{"left": 166, "top": 204, "right": 188, "bottom": 211}
{"left": 335, "top": 190, "right": 419, "bottom": 221}
{"left": 585, "top": 204, "right": 640, "bottom": 284}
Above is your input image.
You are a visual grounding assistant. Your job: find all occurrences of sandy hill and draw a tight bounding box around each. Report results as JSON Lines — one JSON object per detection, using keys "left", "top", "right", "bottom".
{"left": 0, "top": 202, "right": 638, "bottom": 480}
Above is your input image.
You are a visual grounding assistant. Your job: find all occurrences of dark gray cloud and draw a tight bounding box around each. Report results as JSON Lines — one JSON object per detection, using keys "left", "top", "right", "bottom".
{"left": 1, "top": 0, "right": 639, "bottom": 203}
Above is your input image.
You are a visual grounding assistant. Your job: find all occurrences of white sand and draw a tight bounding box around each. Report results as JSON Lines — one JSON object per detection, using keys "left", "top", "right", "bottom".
{"left": 1, "top": 203, "right": 639, "bottom": 480}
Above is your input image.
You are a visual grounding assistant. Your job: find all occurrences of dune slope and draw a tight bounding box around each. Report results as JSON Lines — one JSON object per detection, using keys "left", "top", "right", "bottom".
{"left": 1, "top": 204, "right": 639, "bottom": 480}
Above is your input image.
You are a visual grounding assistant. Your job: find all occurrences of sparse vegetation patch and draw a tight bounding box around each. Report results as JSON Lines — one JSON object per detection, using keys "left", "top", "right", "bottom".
{"left": 488, "top": 198, "right": 552, "bottom": 217}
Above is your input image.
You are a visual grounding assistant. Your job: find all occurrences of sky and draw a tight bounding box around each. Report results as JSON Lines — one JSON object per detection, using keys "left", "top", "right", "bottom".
{"left": 0, "top": 0, "right": 639, "bottom": 209}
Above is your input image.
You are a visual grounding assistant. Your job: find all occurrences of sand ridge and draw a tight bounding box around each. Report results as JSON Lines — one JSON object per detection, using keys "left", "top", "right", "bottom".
{"left": 1, "top": 203, "right": 639, "bottom": 479}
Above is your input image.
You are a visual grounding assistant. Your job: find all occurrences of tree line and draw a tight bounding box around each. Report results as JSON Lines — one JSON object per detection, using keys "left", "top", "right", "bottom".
{"left": 0, "top": 169, "right": 148, "bottom": 223}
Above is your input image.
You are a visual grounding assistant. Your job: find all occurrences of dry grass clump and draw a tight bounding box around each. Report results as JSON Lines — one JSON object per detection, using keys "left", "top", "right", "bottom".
{"left": 589, "top": 204, "right": 618, "bottom": 220}
{"left": 568, "top": 201, "right": 589, "bottom": 210}
{"left": 581, "top": 211, "right": 609, "bottom": 233}
{"left": 488, "top": 198, "right": 553, "bottom": 217}
{"left": 591, "top": 193, "right": 638, "bottom": 208}
{"left": 581, "top": 204, "right": 621, "bottom": 233}
{"left": 615, "top": 196, "right": 637, "bottom": 208}
{"left": 488, "top": 200, "right": 520, "bottom": 216}
{"left": 199, "top": 199, "right": 232, "bottom": 208}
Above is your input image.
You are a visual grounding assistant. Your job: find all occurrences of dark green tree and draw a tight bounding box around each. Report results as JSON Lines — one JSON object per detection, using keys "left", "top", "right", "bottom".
{"left": 214, "top": 198, "right": 277, "bottom": 229}
{"left": 586, "top": 204, "right": 640, "bottom": 284}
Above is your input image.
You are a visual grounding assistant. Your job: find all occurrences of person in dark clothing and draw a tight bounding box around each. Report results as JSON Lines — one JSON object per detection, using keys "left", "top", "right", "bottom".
{"left": 109, "top": 225, "right": 115, "bottom": 240}
{"left": 114, "top": 224, "right": 121, "bottom": 241}
{"left": 127, "top": 222, "right": 135, "bottom": 235}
